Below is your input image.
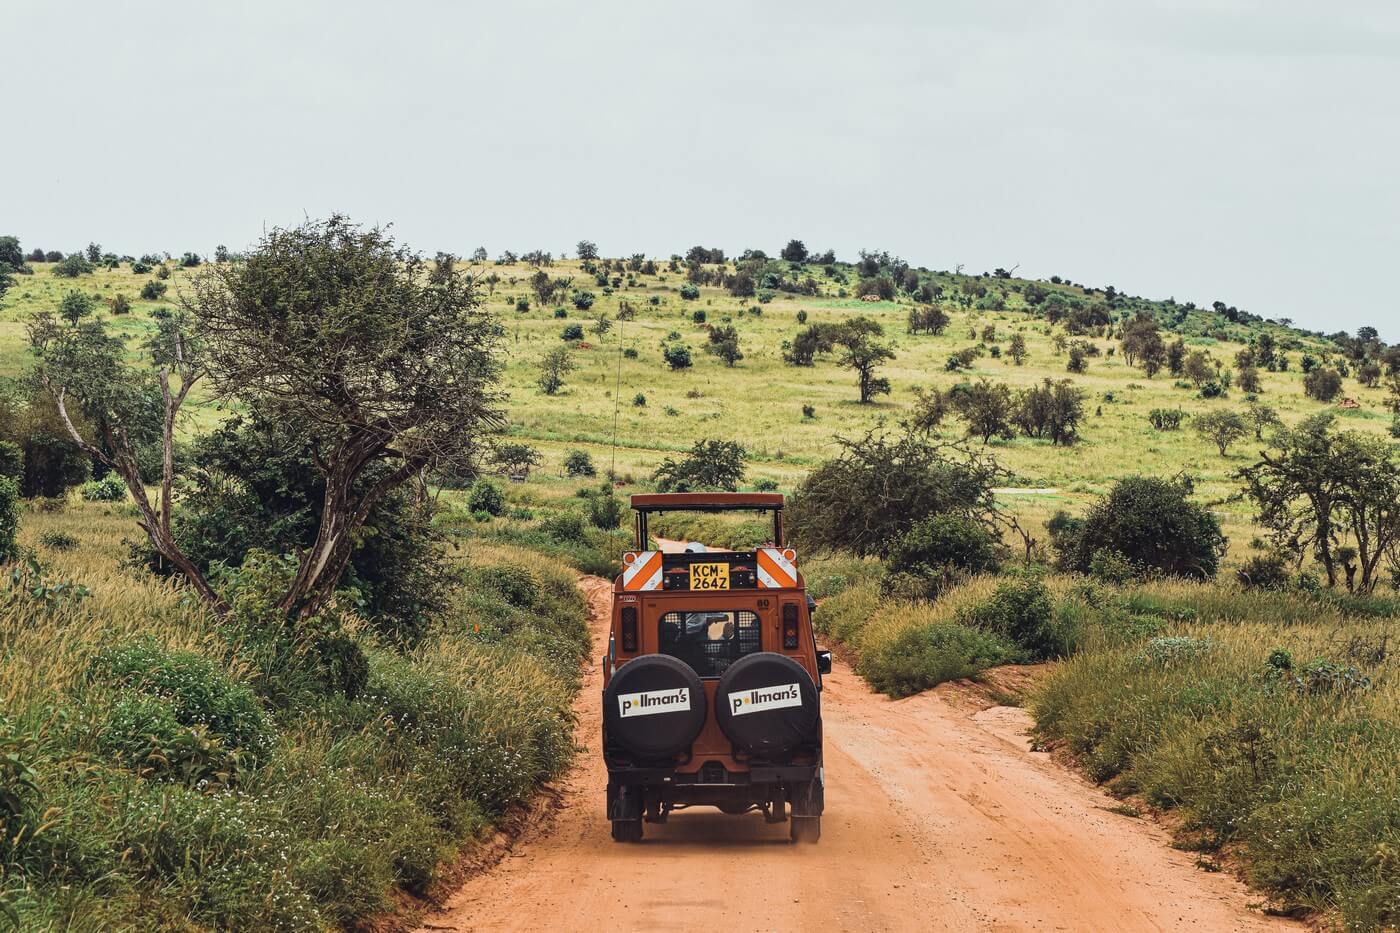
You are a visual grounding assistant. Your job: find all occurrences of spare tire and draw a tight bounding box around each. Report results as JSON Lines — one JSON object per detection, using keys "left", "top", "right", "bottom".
{"left": 715, "top": 652, "right": 819, "bottom": 757}
{"left": 603, "top": 655, "right": 706, "bottom": 759}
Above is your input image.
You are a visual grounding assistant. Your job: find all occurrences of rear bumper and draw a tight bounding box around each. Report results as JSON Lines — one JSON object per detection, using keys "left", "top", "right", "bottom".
{"left": 606, "top": 763, "right": 818, "bottom": 785}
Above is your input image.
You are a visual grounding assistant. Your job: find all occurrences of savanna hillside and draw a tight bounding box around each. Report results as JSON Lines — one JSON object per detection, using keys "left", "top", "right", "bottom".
{"left": 2, "top": 231, "right": 1400, "bottom": 930}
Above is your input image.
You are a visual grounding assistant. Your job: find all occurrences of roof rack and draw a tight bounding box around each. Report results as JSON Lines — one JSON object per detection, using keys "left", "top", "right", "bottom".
{"left": 629, "top": 493, "right": 784, "bottom": 548}
{"left": 629, "top": 492, "right": 783, "bottom": 513}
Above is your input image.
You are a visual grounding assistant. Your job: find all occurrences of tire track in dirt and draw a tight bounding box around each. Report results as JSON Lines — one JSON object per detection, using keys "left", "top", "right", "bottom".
{"left": 416, "top": 575, "right": 1296, "bottom": 932}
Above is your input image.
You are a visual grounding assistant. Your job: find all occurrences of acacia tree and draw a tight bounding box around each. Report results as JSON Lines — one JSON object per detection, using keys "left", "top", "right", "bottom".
{"left": 1239, "top": 414, "right": 1400, "bottom": 592}
{"left": 192, "top": 218, "right": 504, "bottom": 618}
{"left": 1193, "top": 409, "right": 1250, "bottom": 456}
{"left": 29, "top": 293, "right": 216, "bottom": 604}
{"left": 33, "top": 216, "right": 505, "bottom": 620}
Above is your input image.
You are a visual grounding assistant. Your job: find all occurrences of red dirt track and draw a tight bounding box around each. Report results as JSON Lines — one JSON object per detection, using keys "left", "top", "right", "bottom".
{"left": 418, "top": 575, "right": 1295, "bottom": 932}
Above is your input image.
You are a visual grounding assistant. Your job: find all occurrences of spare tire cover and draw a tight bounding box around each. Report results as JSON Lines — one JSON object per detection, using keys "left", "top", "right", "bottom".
{"left": 716, "top": 652, "right": 819, "bottom": 757}
{"left": 603, "top": 654, "right": 706, "bottom": 759}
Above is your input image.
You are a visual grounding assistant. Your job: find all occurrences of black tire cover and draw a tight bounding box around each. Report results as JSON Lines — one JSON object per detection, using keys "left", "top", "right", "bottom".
{"left": 603, "top": 655, "right": 706, "bottom": 758}
{"left": 715, "top": 652, "right": 819, "bottom": 757}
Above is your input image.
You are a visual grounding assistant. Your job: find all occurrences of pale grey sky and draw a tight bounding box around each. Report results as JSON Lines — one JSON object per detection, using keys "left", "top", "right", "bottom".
{"left": 5, "top": 0, "right": 1397, "bottom": 337}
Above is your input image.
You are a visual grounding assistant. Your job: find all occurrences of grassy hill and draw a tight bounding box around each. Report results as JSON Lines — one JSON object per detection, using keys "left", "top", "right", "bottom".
{"left": 5, "top": 251, "right": 1387, "bottom": 570}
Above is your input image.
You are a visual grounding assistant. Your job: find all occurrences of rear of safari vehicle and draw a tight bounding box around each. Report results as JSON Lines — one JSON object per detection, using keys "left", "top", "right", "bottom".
{"left": 600, "top": 493, "right": 830, "bottom": 843}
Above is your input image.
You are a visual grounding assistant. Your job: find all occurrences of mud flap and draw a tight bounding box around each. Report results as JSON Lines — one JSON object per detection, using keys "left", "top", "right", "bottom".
{"left": 790, "top": 770, "right": 825, "bottom": 818}
{"left": 607, "top": 782, "right": 643, "bottom": 822}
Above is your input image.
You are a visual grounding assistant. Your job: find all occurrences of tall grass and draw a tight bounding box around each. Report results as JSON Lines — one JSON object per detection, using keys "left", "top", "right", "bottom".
{"left": 1034, "top": 586, "right": 1400, "bottom": 929}
{"left": 1, "top": 503, "right": 589, "bottom": 931}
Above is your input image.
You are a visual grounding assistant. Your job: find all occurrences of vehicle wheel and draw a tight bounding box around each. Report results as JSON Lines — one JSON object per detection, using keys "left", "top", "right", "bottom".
{"left": 611, "top": 819, "right": 644, "bottom": 843}
{"left": 791, "top": 816, "right": 820, "bottom": 844}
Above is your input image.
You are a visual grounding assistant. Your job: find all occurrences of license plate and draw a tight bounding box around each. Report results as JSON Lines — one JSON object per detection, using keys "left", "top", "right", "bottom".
{"left": 689, "top": 562, "right": 730, "bottom": 591}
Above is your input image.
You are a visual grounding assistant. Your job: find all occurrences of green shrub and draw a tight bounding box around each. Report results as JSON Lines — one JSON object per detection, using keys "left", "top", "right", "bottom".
{"left": 679, "top": 283, "right": 700, "bottom": 300}
{"left": 539, "top": 511, "right": 587, "bottom": 544}
{"left": 0, "top": 440, "right": 20, "bottom": 481}
{"left": 0, "top": 476, "right": 17, "bottom": 563}
{"left": 51, "top": 253, "right": 93, "bottom": 277}
{"left": 467, "top": 480, "right": 504, "bottom": 516}
{"left": 563, "top": 449, "right": 596, "bottom": 477}
{"left": 1148, "top": 408, "right": 1183, "bottom": 430}
{"left": 80, "top": 473, "right": 127, "bottom": 502}
{"left": 863, "top": 621, "right": 1013, "bottom": 698}
{"left": 958, "top": 575, "right": 1058, "bottom": 660}
{"left": 560, "top": 323, "right": 584, "bottom": 341}
{"left": 587, "top": 491, "right": 622, "bottom": 530}
{"left": 38, "top": 531, "right": 78, "bottom": 552}
{"left": 98, "top": 694, "right": 254, "bottom": 786}
{"left": 139, "top": 280, "right": 167, "bottom": 300}
{"left": 1236, "top": 553, "right": 1289, "bottom": 590}
{"left": 886, "top": 513, "right": 1002, "bottom": 596}
{"left": 91, "top": 639, "right": 275, "bottom": 766}
{"left": 1050, "top": 477, "right": 1226, "bottom": 579}
{"left": 471, "top": 564, "right": 540, "bottom": 608}
{"left": 653, "top": 438, "right": 745, "bottom": 492}
{"left": 663, "top": 343, "right": 692, "bottom": 369}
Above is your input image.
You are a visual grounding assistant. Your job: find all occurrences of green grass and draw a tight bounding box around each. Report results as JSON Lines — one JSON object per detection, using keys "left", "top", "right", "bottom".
{"left": 0, "top": 501, "right": 588, "bottom": 931}
{"left": 1034, "top": 584, "right": 1400, "bottom": 928}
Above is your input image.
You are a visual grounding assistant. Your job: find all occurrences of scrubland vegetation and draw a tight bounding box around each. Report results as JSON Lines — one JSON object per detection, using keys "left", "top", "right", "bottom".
{"left": 1, "top": 503, "right": 586, "bottom": 930}
{"left": 3, "top": 228, "right": 1399, "bottom": 928}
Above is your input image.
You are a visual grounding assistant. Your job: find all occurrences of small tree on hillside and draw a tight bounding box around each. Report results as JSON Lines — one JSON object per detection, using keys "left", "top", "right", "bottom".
{"left": 653, "top": 439, "right": 747, "bottom": 491}
{"left": 952, "top": 379, "right": 1014, "bottom": 444}
{"left": 786, "top": 428, "right": 1009, "bottom": 557}
{"left": 1183, "top": 350, "right": 1213, "bottom": 387}
{"left": 907, "top": 304, "right": 950, "bottom": 335}
{"left": 1193, "top": 409, "right": 1250, "bottom": 456}
{"left": 1303, "top": 367, "right": 1343, "bottom": 402}
{"left": 575, "top": 240, "right": 599, "bottom": 261}
{"left": 1240, "top": 414, "right": 1400, "bottom": 592}
{"left": 537, "top": 346, "right": 576, "bottom": 395}
{"left": 839, "top": 336, "right": 894, "bottom": 403}
{"left": 781, "top": 239, "right": 809, "bottom": 263}
{"left": 1008, "top": 333, "right": 1028, "bottom": 365}
{"left": 705, "top": 324, "right": 743, "bottom": 366}
{"left": 1245, "top": 401, "right": 1282, "bottom": 440}
{"left": 492, "top": 442, "right": 542, "bottom": 478}
{"left": 907, "top": 386, "right": 950, "bottom": 434}
{"left": 1013, "top": 378, "right": 1085, "bottom": 445}
{"left": 1236, "top": 362, "right": 1262, "bottom": 394}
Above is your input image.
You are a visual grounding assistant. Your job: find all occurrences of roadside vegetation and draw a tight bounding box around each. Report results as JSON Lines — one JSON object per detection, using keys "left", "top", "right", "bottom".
{"left": 1, "top": 503, "right": 586, "bottom": 930}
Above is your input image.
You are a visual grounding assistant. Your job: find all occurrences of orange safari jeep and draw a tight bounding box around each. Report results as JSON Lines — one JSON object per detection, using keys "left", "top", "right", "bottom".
{"left": 601, "top": 492, "right": 831, "bottom": 843}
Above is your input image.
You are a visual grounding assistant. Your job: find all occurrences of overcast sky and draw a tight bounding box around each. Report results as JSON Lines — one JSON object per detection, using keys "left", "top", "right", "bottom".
{"left": 5, "top": 0, "right": 1397, "bottom": 338}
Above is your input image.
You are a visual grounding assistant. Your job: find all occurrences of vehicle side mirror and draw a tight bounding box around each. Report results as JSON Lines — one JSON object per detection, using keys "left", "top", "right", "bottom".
{"left": 816, "top": 650, "right": 833, "bottom": 675}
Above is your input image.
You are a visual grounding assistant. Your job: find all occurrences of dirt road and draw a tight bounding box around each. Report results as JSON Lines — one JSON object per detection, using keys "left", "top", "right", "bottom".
{"left": 420, "top": 576, "right": 1294, "bottom": 932}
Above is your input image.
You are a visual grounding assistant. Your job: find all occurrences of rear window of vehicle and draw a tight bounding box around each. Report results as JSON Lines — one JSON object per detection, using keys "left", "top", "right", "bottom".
{"left": 658, "top": 610, "right": 762, "bottom": 677}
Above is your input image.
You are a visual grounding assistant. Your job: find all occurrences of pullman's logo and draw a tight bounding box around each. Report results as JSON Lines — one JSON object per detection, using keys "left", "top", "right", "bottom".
{"left": 729, "top": 683, "right": 802, "bottom": 717}
{"left": 618, "top": 687, "right": 690, "bottom": 719}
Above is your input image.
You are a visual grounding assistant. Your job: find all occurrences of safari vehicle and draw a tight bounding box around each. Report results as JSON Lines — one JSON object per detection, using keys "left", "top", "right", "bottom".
{"left": 601, "top": 492, "right": 831, "bottom": 843}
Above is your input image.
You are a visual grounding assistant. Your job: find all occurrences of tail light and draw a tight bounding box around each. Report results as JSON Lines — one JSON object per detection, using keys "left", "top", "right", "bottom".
{"left": 621, "top": 606, "right": 638, "bottom": 652}
{"left": 782, "top": 603, "right": 799, "bottom": 650}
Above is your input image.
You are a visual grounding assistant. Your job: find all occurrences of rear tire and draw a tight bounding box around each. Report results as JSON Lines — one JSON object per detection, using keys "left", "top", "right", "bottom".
{"left": 790, "top": 816, "right": 820, "bottom": 844}
{"left": 611, "top": 819, "right": 644, "bottom": 843}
